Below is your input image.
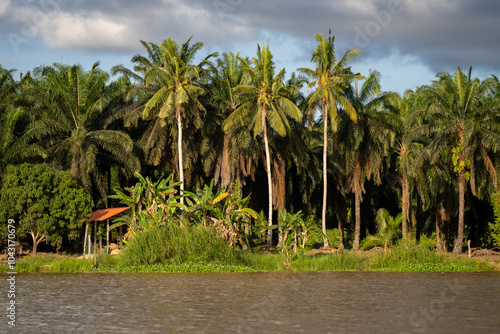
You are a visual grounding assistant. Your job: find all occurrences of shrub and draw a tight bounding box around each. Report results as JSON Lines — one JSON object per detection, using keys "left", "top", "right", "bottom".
{"left": 120, "top": 224, "right": 236, "bottom": 266}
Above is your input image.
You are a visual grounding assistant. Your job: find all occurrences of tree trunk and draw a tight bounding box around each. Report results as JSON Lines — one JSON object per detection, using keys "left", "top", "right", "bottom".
{"left": 321, "top": 103, "right": 330, "bottom": 248}
{"left": 353, "top": 161, "right": 362, "bottom": 250}
{"left": 353, "top": 187, "right": 362, "bottom": 250}
{"left": 29, "top": 232, "right": 45, "bottom": 254}
{"left": 401, "top": 176, "right": 410, "bottom": 239}
{"left": 176, "top": 106, "right": 184, "bottom": 205}
{"left": 453, "top": 170, "right": 466, "bottom": 253}
{"left": 336, "top": 210, "right": 344, "bottom": 251}
{"left": 436, "top": 204, "right": 444, "bottom": 252}
{"left": 263, "top": 106, "right": 274, "bottom": 248}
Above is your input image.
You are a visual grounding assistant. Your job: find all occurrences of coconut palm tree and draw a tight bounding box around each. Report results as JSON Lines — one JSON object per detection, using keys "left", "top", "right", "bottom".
{"left": 422, "top": 67, "right": 500, "bottom": 253}
{"left": 142, "top": 37, "right": 208, "bottom": 204}
{"left": 111, "top": 41, "right": 172, "bottom": 170}
{"left": 24, "top": 62, "right": 140, "bottom": 202}
{"left": 299, "top": 30, "right": 360, "bottom": 248}
{"left": 223, "top": 41, "right": 302, "bottom": 247}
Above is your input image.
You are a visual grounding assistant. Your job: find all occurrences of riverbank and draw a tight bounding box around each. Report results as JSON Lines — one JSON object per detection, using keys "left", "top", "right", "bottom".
{"left": 1, "top": 246, "right": 498, "bottom": 273}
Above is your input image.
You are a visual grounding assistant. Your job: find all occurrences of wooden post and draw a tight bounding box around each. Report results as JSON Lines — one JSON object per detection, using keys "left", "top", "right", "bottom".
{"left": 83, "top": 223, "right": 88, "bottom": 257}
{"left": 94, "top": 221, "right": 97, "bottom": 267}
{"left": 106, "top": 219, "right": 110, "bottom": 255}
{"left": 88, "top": 234, "right": 91, "bottom": 259}
{"left": 468, "top": 240, "right": 471, "bottom": 258}
{"left": 119, "top": 225, "right": 123, "bottom": 247}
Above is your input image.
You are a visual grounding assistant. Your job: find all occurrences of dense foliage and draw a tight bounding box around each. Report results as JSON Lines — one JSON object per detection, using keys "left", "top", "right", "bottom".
{"left": 0, "top": 163, "right": 93, "bottom": 253}
{"left": 1, "top": 31, "right": 499, "bottom": 256}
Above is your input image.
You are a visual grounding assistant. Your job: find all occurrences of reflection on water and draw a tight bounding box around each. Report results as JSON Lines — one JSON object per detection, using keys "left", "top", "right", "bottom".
{"left": 1, "top": 271, "right": 499, "bottom": 333}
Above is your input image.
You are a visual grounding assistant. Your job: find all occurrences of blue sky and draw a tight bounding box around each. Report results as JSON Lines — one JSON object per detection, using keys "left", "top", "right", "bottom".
{"left": 1, "top": 0, "right": 499, "bottom": 94}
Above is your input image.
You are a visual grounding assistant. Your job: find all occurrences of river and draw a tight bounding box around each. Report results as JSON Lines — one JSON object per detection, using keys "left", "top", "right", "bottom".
{"left": 2, "top": 271, "right": 499, "bottom": 333}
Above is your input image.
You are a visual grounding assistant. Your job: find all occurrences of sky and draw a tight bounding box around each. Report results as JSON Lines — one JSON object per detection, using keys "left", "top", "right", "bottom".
{"left": 1, "top": 0, "right": 499, "bottom": 94}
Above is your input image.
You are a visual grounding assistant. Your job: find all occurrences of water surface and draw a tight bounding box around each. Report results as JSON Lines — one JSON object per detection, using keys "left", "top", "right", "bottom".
{"left": 2, "top": 271, "right": 499, "bottom": 333}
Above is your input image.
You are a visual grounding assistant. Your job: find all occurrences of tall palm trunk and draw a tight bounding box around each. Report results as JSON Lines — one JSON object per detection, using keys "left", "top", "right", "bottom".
{"left": 453, "top": 129, "right": 466, "bottom": 253}
{"left": 176, "top": 106, "right": 184, "bottom": 205}
{"left": 321, "top": 102, "right": 330, "bottom": 248}
{"left": 263, "top": 105, "right": 273, "bottom": 247}
{"left": 353, "top": 161, "right": 362, "bottom": 250}
{"left": 401, "top": 176, "right": 410, "bottom": 239}
{"left": 436, "top": 203, "right": 445, "bottom": 252}
{"left": 353, "top": 188, "right": 362, "bottom": 250}
{"left": 454, "top": 169, "right": 466, "bottom": 253}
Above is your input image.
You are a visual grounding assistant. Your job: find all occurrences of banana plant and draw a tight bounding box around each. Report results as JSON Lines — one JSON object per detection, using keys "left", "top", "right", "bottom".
{"left": 109, "top": 172, "right": 187, "bottom": 237}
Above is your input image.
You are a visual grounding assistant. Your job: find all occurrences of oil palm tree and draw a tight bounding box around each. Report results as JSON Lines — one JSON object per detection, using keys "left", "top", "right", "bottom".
{"left": 299, "top": 30, "right": 360, "bottom": 248}
{"left": 142, "top": 37, "right": 207, "bottom": 204}
{"left": 383, "top": 90, "right": 427, "bottom": 239}
{"left": 0, "top": 67, "right": 44, "bottom": 170}
{"left": 423, "top": 67, "right": 500, "bottom": 253}
{"left": 200, "top": 52, "right": 261, "bottom": 188}
{"left": 340, "top": 70, "right": 393, "bottom": 250}
{"left": 223, "top": 41, "right": 302, "bottom": 247}
{"left": 24, "top": 62, "right": 140, "bottom": 201}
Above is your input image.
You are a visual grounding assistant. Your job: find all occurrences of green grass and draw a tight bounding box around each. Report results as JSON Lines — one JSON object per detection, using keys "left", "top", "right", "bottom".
{"left": 0, "top": 240, "right": 495, "bottom": 274}
{"left": 291, "top": 252, "right": 367, "bottom": 271}
{"left": 0, "top": 255, "right": 93, "bottom": 273}
{"left": 369, "top": 241, "right": 494, "bottom": 272}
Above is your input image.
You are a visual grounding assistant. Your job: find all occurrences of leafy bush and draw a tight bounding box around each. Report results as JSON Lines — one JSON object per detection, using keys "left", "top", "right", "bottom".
{"left": 418, "top": 233, "right": 437, "bottom": 249}
{"left": 120, "top": 224, "right": 236, "bottom": 266}
{"left": 488, "top": 192, "right": 500, "bottom": 247}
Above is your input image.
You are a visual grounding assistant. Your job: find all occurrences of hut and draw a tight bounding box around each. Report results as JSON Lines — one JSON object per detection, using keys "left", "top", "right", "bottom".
{"left": 84, "top": 207, "right": 130, "bottom": 260}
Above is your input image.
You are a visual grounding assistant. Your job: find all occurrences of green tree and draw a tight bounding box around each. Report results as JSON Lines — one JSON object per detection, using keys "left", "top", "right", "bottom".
{"left": 223, "top": 41, "right": 302, "bottom": 247}
{"left": 383, "top": 90, "right": 426, "bottom": 239}
{"left": 200, "top": 52, "right": 260, "bottom": 188}
{"left": 24, "top": 63, "right": 139, "bottom": 202}
{"left": 300, "top": 30, "right": 360, "bottom": 248}
{"left": 0, "top": 163, "right": 93, "bottom": 253}
{"left": 0, "top": 67, "right": 44, "bottom": 171}
{"left": 362, "top": 208, "right": 403, "bottom": 252}
{"left": 423, "top": 67, "right": 500, "bottom": 253}
{"left": 340, "top": 70, "right": 393, "bottom": 250}
{"left": 142, "top": 37, "right": 208, "bottom": 204}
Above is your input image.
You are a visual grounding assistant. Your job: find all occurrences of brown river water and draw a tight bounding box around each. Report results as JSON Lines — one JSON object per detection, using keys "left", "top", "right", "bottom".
{"left": 1, "top": 271, "right": 499, "bottom": 333}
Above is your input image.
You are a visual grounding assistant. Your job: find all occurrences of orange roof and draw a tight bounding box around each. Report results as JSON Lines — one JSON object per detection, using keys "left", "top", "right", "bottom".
{"left": 86, "top": 207, "right": 130, "bottom": 221}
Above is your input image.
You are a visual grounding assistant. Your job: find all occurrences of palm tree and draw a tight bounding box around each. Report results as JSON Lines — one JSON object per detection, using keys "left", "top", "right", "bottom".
{"left": 111, "top": 41, "right": 171, "bottom": 169}
{"left": 223, "top": 41, "right": 302, "bottom": 247}
{"left": 300, "top": 30, "right": 360, "bottom": 248}
{"left": 362, "top": 208, "right": 403, "bottom": 252}
{"left": 200, "top": 52, "right": 261, "bottom": 188}
{"left": 341, "top": 70, "right": 393, "bottom": 250}
{"left": 383, "top": 90, "right": 426, "bottom": 239}
{"left": 0, "top": 67, "right": 45, "bottom": 170}
{"left": 142, "top": 37, "right": 207, "bottom": 204}
{"left": 423, "top": 67, "right": 500, "bottom": 253}
{"left": 24, "top": 63, "right": 140, "bottom": 202}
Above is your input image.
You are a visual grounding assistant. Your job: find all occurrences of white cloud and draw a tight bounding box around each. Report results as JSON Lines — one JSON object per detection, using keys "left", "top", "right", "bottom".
{"left": 39, "top": 12, "right": 135, "bottom": 50}
{"left": 0, "top": 0, "right": 10, "bottom": 16}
